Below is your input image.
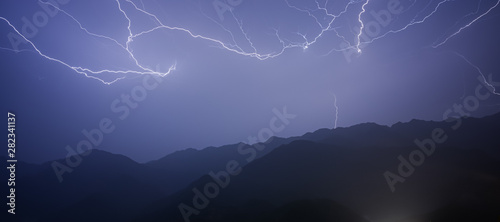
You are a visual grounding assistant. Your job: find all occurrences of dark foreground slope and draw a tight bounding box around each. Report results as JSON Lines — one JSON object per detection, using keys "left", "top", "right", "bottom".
{"left": 3, "top": 113, "right": 500, "bottom": 222}
{"left": 139, "top": 113, "right": 500, "bottom": 222}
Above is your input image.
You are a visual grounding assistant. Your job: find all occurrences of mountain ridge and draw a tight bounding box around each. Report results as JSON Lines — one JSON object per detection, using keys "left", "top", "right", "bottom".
{"left": 4, "top": 112, "right": 500, "bottom": 221}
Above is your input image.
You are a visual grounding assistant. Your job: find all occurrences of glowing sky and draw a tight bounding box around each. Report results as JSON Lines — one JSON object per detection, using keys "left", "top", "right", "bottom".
{"left": 1, "top": 0, "right": 500, "bottom": 163}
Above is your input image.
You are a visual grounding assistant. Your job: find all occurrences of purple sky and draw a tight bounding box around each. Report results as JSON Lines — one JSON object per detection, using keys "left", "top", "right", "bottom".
{"left": 1, "top": 0, "right": 500, "bottom": 163}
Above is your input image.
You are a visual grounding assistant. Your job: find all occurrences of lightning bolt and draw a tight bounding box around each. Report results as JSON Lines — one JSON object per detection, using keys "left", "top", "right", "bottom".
{"left": 0, "top": 0, "right": 179, "bottom": 85}
{"left": 432, "top": 0, "right": 500, "bottom": 48}
{"left": 329, "top": 91, "right": 339, "bottom": 129}
{"left": 40, "top": 1, "right": 125, "bottom": 49}
{"left": 0, "top": 46, "right": 33, "bottom": 54}
{"left": 435, "top": 0, "right": 483, "bottom": 46}
{"left": 360, "top": 0, "right": 451, "bottom": 47}
{"left": 228, "top": 11, "right": 259, "bottom": 54}
{"left": 360, "top": 0, "right": 499, "bottom": 51}
{"left": 48, "top": 0, "right": 176, "bottom": 79}
{"left": 122, "top": 0, "right": 290, "bottom": 60}
{"left": 284, "top": 0, "right": 376, "bottom": 55}
{"left": 1, "top": 0, "right": 498, "bottom": 85}
{"left": 453, "top": 52, "right": 500, "bottom": 96}
{"left": 283, "top": 0, "right": 358, "bottom": 51}
{"left": 356, "top": 0, "right": 370, "bottom": 53}
{"left": 333, "top": 93, "right": 339, "bottom": 129}
{"left": 1, "top": 16, "right": 141, "bottom": 85}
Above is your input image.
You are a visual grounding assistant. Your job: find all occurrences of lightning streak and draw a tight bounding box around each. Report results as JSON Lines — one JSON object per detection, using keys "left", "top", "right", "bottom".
{"left": 454, "top": 52, "right": 500, "bottom": 96}
{"left": 436, "top": 0, "right": 483, "bottom": 45}
{"left": 42, "top": 0, "right": 175, "bottom": 79}
{"left": 356, "top": 0, "right": 370, "bottom": 53}
{"left": 433, "top": 0, "right": 500, "bottom": 48}
{"left": 40, "top": 1, "right": 126, "bottom": 49}
{"left": 0, "top": 0, "right": 178, "bottom": 84}
{"left": 284, "top": 0, "right": 358, "bottom": 50}
{"left": 329, "top": 91, "right": 339, "bottom": 129}
{"left": 0, "top": 0, "right": 499, "bottom": 84}
{"left": 124, "top": 0, "right": 286, "bottom": 60}
{"left": 0, "top": 16, "right": 125, "bottom": 85}
{"left": 360, "top": 0, "right": 451, "bottom": 47}
{"left": 333, "top": 93, "right": 339, "bottom": 129}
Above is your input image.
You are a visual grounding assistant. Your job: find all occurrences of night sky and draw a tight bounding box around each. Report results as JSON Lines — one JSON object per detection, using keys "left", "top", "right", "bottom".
{"left": 1, "top": 0, "right": 500, "bottom": 163}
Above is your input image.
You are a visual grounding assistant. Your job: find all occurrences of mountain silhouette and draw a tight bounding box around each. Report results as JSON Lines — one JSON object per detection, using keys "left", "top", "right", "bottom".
{"left": 3, "top": 113, "right": 500, "bottom": 222}
{"left": 137, "top": 113, "right": 500, "bottom": 221}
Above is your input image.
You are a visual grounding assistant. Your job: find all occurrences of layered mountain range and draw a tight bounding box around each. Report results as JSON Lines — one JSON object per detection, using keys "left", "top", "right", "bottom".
{"left": 3, "top": 113, "right": 500, "bottom": 222}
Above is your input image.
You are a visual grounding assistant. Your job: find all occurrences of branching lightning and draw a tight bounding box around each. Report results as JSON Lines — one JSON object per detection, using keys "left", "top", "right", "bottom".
{"left": 1, "top": 16, "right": 133, "bottom": 85}
{"left": 283, "top": 0, "right": 358, "bottom": 51}
{"left": 433, "top": 0, "right": 500, "bottom": 48}
{"left": 0, "top": 0, "right": 499, "bottom": 84}
{"left": 0, "top": 0, "right": 180, "bottom": 84}
{"left": 454, "top": 52, "right": 500, "bottom": 96}
{"left": 360, "top": 0, "right": 451, "bottom": 47}
{"left": 435, "top": 0, "right": 483, "bottom": 47}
